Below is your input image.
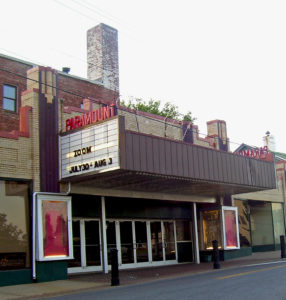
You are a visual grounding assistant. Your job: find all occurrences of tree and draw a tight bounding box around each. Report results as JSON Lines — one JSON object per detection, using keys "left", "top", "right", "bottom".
{"left": 120, "top": 98, "right": 195, "bottom": 123}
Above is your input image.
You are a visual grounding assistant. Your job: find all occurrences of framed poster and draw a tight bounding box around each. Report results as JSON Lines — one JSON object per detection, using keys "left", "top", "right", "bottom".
{"left": 222, "top": 206, "right": 240, "bottom": 250}
{"left": 37, "top": 195, "right": 73, "bottom": 261}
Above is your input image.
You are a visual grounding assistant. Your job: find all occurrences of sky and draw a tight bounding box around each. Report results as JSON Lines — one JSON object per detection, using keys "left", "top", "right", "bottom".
{"left": 1, "top": 0, "right": 286, "bottom": 152}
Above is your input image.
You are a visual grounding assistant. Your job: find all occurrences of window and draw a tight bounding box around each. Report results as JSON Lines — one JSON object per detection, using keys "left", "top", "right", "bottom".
{"left": 234, "top": 199, "right": 251, "bottom": 247}
{"left": 272, "top": 203, "right": 285, "bottom": 245}
{"left": 249, "top": 201, "right": 274, "bottom": 246}
{"left": 3, "top": 84, "right": 17, "bottom": 112}
{"left": 201, "top": 210, "right": 222, "bottom": 250}
{"left": 0, "top": 180, "right": 30, "bottom": 270}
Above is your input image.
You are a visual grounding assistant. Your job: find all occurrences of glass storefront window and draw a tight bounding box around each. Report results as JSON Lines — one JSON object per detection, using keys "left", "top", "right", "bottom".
{"left": 250, "top": 201, "right": 274, "bottom": 246}
{"left": 234, "top": 200, "right": 251, "bottom": 247}
{"left": 0, "top": 180, "right": 30, "bottom": 270}
{"left": 272, "top": 203, "right": 285, "bottom": 245}
{"left": 176, "top": 220, "right": 192, "bottom": 241}
{"left": 222, "top": 206, "right": 240, "bottom": 249}
{"left": 202, "top": 210, "right": 222, "bottom": 249}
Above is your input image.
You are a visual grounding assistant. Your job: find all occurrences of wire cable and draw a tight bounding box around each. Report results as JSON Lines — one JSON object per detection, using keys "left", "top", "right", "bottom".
{"left": 0, "top": 65, "right": 256, "bottom": 149}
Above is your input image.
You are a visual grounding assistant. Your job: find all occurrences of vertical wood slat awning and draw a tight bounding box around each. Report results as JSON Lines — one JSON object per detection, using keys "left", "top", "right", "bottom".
{"left": 117, "top": 130, "right": 277, "bottom": 195}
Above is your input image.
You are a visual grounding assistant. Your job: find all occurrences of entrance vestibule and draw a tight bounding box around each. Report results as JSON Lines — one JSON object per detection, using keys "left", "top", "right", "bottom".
{"left": 68, "top": 219, "right": 193, "bottom": 273}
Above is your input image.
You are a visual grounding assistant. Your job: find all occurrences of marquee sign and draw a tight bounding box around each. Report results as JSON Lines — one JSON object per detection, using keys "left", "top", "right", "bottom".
{"left": 60, "top": 117, "right": 120, "bottom": 179}
{"left": 236, "top": 146, "right": 273, "bottom": 162}
{"left": 65, "top": 104, "right": 115, "bottom": 132}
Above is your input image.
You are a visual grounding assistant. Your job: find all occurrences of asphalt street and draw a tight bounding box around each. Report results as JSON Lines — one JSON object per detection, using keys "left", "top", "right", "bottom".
{"left": 44, "top": 261, "right": 286, "bottom": 300}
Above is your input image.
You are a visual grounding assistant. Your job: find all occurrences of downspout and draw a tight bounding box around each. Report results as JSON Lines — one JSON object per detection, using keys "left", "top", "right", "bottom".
{"left": 32, "top": 182, "right": 71, "bottom": 281}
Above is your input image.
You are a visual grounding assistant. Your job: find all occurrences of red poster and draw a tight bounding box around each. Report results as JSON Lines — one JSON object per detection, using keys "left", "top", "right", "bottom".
{"left": 42, "top": 201, "right": 69, "bottom": 257}
{"left": 224, "top": 210, "right": 238, "bottom": 248}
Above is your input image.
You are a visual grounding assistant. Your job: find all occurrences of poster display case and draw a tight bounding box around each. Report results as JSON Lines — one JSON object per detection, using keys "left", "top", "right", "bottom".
{"left": 222, "top": 206, "right": 240, "bottom": 250}
{"left": 36, "top": 195, "right": 73, "bottom": 261}
{"left": 201, "top": 206, "right": 240, "bottom": 250}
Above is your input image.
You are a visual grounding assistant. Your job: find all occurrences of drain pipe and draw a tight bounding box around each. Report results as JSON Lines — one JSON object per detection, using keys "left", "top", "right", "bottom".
{"left": 32, "top": 182, "right": 71, "bottom": 281}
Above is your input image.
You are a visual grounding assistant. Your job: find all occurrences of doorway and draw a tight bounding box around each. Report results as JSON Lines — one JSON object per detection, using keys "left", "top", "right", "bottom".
{"left": 68, "top": 219, "right": 102, "bottom": 273}
{"left": 68, "top": 218, "right": 193, "bottom": 273}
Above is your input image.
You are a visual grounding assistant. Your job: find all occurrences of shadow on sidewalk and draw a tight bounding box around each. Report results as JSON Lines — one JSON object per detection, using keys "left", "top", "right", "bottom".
{"left": 68, "top": 250, "right": 282, "bottom": 286}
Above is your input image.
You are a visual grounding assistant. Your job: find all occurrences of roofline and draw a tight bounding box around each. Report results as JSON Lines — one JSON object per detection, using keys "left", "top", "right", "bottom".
{"left": 0, "top": 53, "right": 35, "bottom": 67}
{"left": 1, "top": 52, "right": 104, "bottom": 87}
{"left": 58, "top": 70, "right": 104, "bottom": 87}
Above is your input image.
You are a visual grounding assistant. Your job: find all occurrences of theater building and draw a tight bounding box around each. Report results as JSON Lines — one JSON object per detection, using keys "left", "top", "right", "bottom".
{"left": 0, "top": 23, "right": 277, "bottom": 287}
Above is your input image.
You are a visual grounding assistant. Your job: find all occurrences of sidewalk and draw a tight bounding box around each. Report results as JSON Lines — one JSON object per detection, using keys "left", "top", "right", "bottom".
{"left": 0, "top": 251, "right": 283, "bottom": 300}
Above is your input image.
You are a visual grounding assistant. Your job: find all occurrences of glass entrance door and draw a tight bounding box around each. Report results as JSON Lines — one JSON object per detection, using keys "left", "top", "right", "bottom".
{"left": 120, "top": 221, "right": 134, "bottom": 264}
{"left": 68, "top": 219, "right": 102, "bottom": 273}
{"left": 106, "top": 221, "right": 117, "bottom": 266}
{"left": 151, "top": 221, "right": 163, "bottom": 261}
{"left": 163, "top": 221, "right": 176, "bottom": 261}
{"left": 68, "top": 220, "right": 81, "bottom": 268}
{"left": 135, "top": 221, "right": 148, "bottom": 263}
{"left": 150, "top": 221, "right": 176, "bottom": 263}
{"left": 85, "top": 221, "right": 101, "bottom": 266}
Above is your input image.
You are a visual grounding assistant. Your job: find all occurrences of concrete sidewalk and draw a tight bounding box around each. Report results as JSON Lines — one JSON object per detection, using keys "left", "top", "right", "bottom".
{"left": 0, "top": 251, "right": 283, "bottom": 300}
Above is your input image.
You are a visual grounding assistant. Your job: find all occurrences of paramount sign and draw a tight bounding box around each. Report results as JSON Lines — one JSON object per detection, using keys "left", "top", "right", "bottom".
{"left": 236, "top": 146, "right": 273, "bottom": 162}
{"left": 65, "top": 104, "right": 116, "bottom": 132}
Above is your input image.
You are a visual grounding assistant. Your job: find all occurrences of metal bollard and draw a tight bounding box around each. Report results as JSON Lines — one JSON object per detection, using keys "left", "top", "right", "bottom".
{"left": 212, "top": 240, "right": 221, "bottom": 269}
{"left": 111, "top": 248, "right": 120, "bottom": 286}
{"left": 280, "top": 235, "right": 286, "bottom": 259}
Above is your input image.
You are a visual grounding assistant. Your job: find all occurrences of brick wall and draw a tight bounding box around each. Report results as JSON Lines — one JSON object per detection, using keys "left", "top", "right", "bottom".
{"left": 118, "top": 108, "right": 182, "bottom": 140}
{"left": 0, "top": 136, "right": 33, "bottom": 180}
{"left": 57, "top": 73, "right": 119, "bottom": 108}
{"left": 0, "top": 55, "right": 32, "bottom": 132}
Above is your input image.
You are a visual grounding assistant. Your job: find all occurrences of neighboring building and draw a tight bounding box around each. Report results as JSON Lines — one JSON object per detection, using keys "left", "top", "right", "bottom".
{"left": 233, "top": 143, "right": 286, "bottom": 253}
{"left": 0, "top": 23, "right": 277, "bottom": 287}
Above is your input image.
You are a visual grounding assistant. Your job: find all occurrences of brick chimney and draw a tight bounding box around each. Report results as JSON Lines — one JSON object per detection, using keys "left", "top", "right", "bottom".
{"left": 87, "top": 23, "right": 119, "bottom": 93}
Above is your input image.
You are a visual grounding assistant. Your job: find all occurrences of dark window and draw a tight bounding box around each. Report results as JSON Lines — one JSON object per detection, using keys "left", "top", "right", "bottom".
{"left": 0, "top": 180, "right": 30, "bottom": 270}
{"left": 3, "top": 84, "right": 17, "bottom": 112}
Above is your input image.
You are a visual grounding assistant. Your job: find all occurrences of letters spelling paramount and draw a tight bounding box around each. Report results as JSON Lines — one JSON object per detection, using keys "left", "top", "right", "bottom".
{"left": 65, "top": 104, "right": 115, "bottom": 132}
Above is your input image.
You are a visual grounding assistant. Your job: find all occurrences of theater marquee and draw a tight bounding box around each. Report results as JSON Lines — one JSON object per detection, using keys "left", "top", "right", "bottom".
{"left": 60, "top": 117, "right": 120, "bottom": 179}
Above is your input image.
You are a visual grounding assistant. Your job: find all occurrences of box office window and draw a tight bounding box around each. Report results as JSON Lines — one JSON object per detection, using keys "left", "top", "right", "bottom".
{"left": 0, "top": 180, "right": 30, "bottom": 270}
{"left": 176, "top": 220, "right": 192, "bottom": 241}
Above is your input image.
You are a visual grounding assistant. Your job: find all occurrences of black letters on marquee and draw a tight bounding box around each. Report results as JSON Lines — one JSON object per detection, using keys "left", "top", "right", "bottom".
{"left": 69, "top": 157, "right": 113, "bottom": 174}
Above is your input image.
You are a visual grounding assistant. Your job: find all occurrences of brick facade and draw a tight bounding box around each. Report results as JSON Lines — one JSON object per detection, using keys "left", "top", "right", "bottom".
{"left": 0, "top": 54, "right": 120, "bottom": 191}
{"left": 0, "top": 55, "right": 32, "bottom": 132}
